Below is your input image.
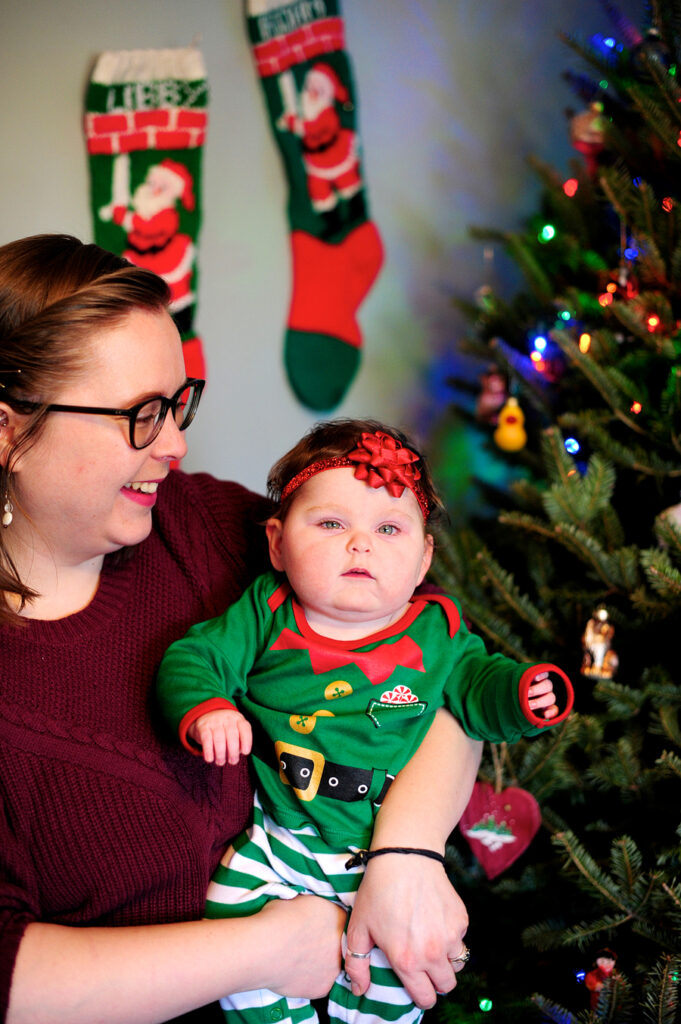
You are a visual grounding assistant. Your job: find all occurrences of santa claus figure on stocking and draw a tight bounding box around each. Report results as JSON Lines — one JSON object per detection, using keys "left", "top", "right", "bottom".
{"left": 100, "top": 155, "right": 196, "bottom": 320}
{"left": 277, "top": 62, "right": 362, "bottom": 215}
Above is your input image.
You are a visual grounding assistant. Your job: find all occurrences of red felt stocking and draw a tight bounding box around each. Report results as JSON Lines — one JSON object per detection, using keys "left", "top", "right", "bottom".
{"left": 245, "top": 0, "right": 383, "bottom": 410}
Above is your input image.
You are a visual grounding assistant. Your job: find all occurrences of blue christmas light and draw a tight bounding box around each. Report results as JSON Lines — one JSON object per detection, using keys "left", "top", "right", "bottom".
{"left": 576, "top": 970, "right": 586, "bottom": 983}
{"left": 624, "top": 247, "right": 639, "bottom": 260}
{"left": 565, "top": 437, "right": 581, "bottom": 455}
{"left": 533, "top": 335, "right": 548, "bottom": 352}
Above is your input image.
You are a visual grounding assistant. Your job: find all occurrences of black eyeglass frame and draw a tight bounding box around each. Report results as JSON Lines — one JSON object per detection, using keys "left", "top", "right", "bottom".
{"left": 6, "top": 378, "right": 206, "bottom": 450}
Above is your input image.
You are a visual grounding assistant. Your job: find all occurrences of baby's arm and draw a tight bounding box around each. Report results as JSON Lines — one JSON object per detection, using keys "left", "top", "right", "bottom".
{"left": 188, "top": 708, "right": 253, "bottom": 767}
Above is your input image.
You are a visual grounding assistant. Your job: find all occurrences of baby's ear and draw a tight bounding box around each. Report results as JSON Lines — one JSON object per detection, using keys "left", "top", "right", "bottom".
{"left": 417, "top": 533, "right": 434, "bottom": 584}
{"left": 265, "top": 518, "right": 285, "bottom": 571}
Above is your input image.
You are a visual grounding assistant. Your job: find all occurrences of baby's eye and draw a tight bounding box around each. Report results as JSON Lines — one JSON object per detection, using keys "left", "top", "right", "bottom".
{"left": 320, "top": 520, "right": 342, "bottom": 530}
{"left": 378, "top": 524, "right": 399, "bottom": 535}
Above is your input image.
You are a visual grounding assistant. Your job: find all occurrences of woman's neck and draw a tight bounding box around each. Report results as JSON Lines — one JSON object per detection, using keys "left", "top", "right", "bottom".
{"left": 6, "top": 533, "right": 105, "bottom": 620}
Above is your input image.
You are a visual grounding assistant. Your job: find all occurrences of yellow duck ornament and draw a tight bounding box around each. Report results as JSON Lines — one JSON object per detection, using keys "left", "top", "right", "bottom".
{"left": 493, "top": 396, "right": 527, "bottom": 451}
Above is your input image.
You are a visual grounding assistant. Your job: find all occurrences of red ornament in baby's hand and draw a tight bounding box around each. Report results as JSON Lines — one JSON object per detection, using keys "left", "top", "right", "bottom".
{"left": 459, "top": 782, "right": 541, "bottom": 879}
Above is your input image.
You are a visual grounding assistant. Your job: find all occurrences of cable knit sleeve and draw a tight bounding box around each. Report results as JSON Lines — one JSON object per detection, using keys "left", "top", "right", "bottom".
{"left": 0, "top": 796, "right": 39, "bottom": 1023}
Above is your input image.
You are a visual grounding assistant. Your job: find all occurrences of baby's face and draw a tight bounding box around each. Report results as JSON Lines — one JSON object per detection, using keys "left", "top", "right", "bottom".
{"left": 266, "top": 467, "right": 433, "bottom": 640}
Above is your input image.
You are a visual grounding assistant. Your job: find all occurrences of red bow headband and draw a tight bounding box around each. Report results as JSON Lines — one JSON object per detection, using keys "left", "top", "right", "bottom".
{"left": 280, "top": 431, "right": 430, "bottom": 521}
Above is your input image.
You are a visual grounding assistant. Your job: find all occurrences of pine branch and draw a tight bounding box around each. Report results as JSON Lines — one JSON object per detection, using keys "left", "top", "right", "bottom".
{"left": 541, "top": 454, "right": 616, "bottom": 529}
{"left": 474, "top": 549, "right": 554, "bottom": 637}
{"left": 656, "top": 750, "right": 681, "bottom": 779}
{"left": 552, "top": 830, "right": 634, "bottom": 912}
{"left": 530, "top": 993, "right": 577, "bottom": 1024}
{"left": 592, "top": 679, "right": 646, "bottom": 718}
{"left": 557, "top": 416, "right": 681, "bottom": 477}
{"left": 640, "top": 547, "right": 681, "bottom": 598}
{"left": 552, "top": 331, "right": 654, "bottom": 435}
{"left": 642, "top": 955, "right": 681, "bottom": 1024}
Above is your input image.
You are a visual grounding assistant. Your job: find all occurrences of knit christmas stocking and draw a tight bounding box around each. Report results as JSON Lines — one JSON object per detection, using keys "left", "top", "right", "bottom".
{"left": 84, "top": 47, "right": 208, "bottom": 381}
{"left": 246, "top": 0, "right": 384, "bottom": 410}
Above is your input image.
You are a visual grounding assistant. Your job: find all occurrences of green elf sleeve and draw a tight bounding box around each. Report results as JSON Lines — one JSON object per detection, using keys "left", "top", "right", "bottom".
{"left": 156, "top": 574, "right": 272, "bottom": 751}
{"left": 439, "top": 599, "right": 574, "bottom": 743}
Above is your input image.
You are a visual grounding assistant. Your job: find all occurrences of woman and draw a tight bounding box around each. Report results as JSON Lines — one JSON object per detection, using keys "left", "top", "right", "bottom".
{"left": 0, "top": 234, "right": 480, "bottom": 1024}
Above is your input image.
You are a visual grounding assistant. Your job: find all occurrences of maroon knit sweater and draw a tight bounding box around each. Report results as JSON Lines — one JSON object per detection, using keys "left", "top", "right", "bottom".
{"left": 0, "top": 471, "right": 271, "bottom": 1023}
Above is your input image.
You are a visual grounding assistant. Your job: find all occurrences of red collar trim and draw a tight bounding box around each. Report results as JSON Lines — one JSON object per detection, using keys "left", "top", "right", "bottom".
{"left": 267, "top": 579, "right": 461, "bottom": 644}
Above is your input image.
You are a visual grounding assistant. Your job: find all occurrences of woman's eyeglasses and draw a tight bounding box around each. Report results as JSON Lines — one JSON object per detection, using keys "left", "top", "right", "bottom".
{"left": 7, "top": 378, "right": 205, "bottom": 450}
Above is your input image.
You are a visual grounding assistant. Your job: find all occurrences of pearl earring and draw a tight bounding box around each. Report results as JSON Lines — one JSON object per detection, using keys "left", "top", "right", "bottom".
{"left": 2, "top": 495, "right": 12, "bottom": 528}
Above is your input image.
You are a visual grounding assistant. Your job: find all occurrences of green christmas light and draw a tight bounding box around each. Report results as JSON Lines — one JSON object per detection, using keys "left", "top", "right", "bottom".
{"left": 559, "top": 310, "right": 571, "bottom": 321}
{"left": 479, "top": 998, "right": 493, "bottom": 1012}
{"left": 538, "top": 224, "right": 556, "bottom": 243}
{"left": 599, "top": 78, "right": 608, "bottom": 89}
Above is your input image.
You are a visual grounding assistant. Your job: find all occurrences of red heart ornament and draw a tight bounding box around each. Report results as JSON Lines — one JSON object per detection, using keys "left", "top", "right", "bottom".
{"left": 459, "top": 782, "right": 541, "bottom": 879}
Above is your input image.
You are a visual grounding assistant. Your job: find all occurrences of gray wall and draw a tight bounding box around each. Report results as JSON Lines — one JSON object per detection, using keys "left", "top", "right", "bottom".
{"left": 1, "top": 0, "right": 641, "bottom": 491}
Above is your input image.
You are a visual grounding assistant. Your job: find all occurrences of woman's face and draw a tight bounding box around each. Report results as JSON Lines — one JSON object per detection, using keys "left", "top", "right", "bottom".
{"left": 7, "top": 307, "right": 188, "bottom": 567}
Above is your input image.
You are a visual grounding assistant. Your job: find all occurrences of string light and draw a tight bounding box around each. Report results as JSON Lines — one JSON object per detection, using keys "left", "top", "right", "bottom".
{"left": 533, "top": 335, "right": 548, "bottom": 352}
{"left": 479, "top": 998, "right": 493, "bottom": 1012}
{"left": 579, "top": 332, "right": 592, "bottom": 352}
{"left": 563, "top": 178, "right": 579, "bottom": 197}
{"left": 624, "top": 246, "right": 639, "bottom": 260}
{"left": 631, "top": 401, "right": 642, "bottom": 414}
{"left": 598, "top": 292, "right": 614, "bottom": 306}
{"left": 539, "top": 224, "right": 556, "bottom": 243}
{"left": 565, "top": 437, "right": 581, "bottom": 454}
{"left": 647, "top": 314, "right": 660, "bottom": 331}
{"left": 663, "top": 197, "right": 674, "bottom": 212}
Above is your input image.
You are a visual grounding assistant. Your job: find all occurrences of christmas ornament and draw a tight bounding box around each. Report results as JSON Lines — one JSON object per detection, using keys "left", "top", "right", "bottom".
{"left": 245, "top": 0, "right": 383, "bottom": 411}
{"left": 460, "top": 781, "right": 542, "bottom": 879}
{"left": 85, "top": 47, "right": 208, "bottom": 382}
{"left": 493, "top": 396, "right": 527, "bottom": 451}
{"left": 581, "top": 607, "right": 618, "bottom": 679}
{"left": 584, "top": 949, "right": 619, "bottom": 1010}
{"left": 570, "top": 102, "right": 606, "bottom": 176}
{"left": 475, "top": 366, "right": 507, "bottom": 424}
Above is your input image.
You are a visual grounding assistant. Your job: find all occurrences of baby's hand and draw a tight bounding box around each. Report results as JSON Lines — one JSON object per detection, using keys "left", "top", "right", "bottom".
{"left": 188, "top": 709, "right": 253, "bottom": 766}
{"left": 527, "top": 670, "right": 559, "bottom": 720}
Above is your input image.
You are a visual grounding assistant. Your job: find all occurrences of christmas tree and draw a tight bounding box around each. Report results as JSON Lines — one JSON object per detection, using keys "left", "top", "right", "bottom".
{"left": 430, "top": 3, "right": 681, "bottom": 1021}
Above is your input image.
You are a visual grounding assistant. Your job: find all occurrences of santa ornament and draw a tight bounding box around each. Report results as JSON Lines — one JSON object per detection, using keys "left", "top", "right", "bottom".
{"left": 84, "top": 47, "right": 208, "bottom": 382}
{"left": 246, "top": 0, "right": 384, "bottom": 410}
{"left": 570, "top": 102, "right": 607, "bottom": 177}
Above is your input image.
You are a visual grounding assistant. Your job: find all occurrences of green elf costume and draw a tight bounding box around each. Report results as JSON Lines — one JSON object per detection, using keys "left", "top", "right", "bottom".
{"left": 157, "top": 435, "right": 573, "bottom": 1024}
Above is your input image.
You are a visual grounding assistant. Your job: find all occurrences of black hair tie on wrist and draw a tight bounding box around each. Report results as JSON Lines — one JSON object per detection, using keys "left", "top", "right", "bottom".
{"left": 345, "top": 846, "right": 446, "bottom": 870}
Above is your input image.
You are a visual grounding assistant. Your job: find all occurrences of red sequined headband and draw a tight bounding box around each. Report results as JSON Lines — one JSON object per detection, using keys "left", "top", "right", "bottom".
{"left": 280, "top": 431, "right": 431, "bottom": 521}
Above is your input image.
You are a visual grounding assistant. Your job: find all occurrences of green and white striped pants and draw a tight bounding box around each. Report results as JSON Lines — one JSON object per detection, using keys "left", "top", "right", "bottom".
{"left": 205, "top": 794, "right": 424, "bottom": 1024}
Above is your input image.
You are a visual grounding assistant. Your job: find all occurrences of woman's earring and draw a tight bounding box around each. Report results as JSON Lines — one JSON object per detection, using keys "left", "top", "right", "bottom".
{"left": 2, "top": 494, "right": 13, "bottom": 528}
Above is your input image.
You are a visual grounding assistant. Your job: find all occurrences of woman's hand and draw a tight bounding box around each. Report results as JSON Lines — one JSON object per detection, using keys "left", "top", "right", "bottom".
{"left": 259, "top": 895, "right": 346, "bottom": 999}
{"left": 345, "top": 853, "right": 468, "bottom": 1007}
{"left": 344, "top": 709, "right": 481, "bottom": 1008}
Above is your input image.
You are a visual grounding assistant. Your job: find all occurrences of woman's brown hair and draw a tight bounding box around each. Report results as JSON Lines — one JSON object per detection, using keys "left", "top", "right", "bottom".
{"left": 0, "top": 233, "right": 171, "bottom": 625}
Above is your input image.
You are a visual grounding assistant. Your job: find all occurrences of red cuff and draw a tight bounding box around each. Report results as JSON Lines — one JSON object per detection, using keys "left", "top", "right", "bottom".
{"left": 518, "top": 664, "right": 574, "bottom": 728}
{"left": 178, "top": 698, "right": 238, "bottom": 754}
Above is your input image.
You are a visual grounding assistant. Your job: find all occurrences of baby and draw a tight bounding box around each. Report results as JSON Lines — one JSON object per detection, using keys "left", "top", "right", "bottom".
{"left": 157, "top": 418, "right": 573, "bottom": 1024}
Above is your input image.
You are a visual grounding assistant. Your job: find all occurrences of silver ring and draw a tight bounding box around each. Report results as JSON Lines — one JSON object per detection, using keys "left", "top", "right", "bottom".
{"left": 346, "top": 949, "right": 371, "bottom": 960}
{"left": 448, "top": 944, "right": 470, "bottom": 965}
